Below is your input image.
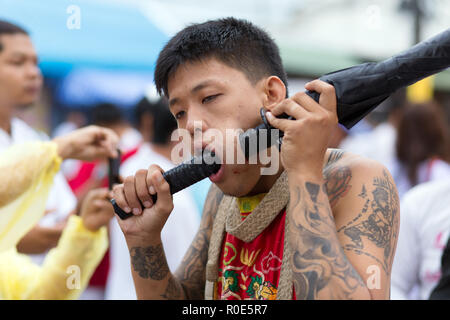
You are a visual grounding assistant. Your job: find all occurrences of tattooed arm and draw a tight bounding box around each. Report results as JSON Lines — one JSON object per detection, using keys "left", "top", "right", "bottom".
{"left": 173, "top": 184, "right": 224, "bottom": 299}
{"left": 258, "top": 80, "right": 398, "bottom": 299}
{"left": 125, "top": 183, "right": 223, "bottom": 300}
{"left": 330, "top": 152, "right": 400, "bottom": 299}
{"left": 287, "top": 149, "right": 399, "bottom": 299}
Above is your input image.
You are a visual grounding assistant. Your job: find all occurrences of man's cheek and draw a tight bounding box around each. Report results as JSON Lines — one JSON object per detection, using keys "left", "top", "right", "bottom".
{"left": 223, "top": 128, "right": 247, "bottom": 165}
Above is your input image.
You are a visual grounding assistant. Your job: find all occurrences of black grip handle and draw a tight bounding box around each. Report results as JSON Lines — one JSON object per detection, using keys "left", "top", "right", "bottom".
{"left": 111, "top": 198, "right": 132, "bottom": 220}
{"left": 111, "top": 150, "right": 220, "bottom": 220}
{"left": 108, "top": 149, "right": 122, "bottom": 190}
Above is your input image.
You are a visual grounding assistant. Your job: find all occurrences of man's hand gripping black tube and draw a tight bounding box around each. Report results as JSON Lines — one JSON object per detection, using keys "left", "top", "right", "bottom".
{"left": 111, "top": 150, "right": 221, "bottom": 220}
{"left": 239, "top": 28, "right": 450, "bottom": 159}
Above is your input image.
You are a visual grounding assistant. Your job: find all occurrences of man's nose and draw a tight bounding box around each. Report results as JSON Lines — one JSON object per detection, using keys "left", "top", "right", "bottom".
{"left": 185, "top": 111, "right": 207, "bottom": 139}
{"left": 26, "top": 62, "right": 41, "bottom": 80}
{"left": 184, "top": 110, "right": 210, "bottom": 156}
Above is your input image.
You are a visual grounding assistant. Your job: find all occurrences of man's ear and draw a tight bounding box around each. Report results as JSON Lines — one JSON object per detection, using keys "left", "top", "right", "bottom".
{"left": 261, "top": 76, "right": 286, "bottom": 108}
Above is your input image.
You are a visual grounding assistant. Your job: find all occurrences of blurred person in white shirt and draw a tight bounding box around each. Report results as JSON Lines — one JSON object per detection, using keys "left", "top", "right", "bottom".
{"left": 67, "top": 103, "right": 143, "bottom": 202}
{"left": 52, "top": 110, "right": 86, "bottom": 138}
{"left": 91, "top": 103, "right": 142, "bottom": 154}
{"left": 68, "top": 103, "right": 143, "bottom": 299}
{"left": 391, "top": 179, "right": 450, "bottom": 299}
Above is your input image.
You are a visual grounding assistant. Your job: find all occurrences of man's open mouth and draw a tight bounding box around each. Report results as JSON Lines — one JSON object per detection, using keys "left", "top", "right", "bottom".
{"left": 209, "top": 163, "right": 225, "bottom": 183}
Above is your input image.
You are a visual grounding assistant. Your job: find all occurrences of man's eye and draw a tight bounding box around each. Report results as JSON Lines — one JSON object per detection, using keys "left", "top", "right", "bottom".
{"left": 9, "top": 60, "right": 24, "bottom": 66}
{"left": 175, "top": 111, "right": 185, "bottom": 119}
{"left": 202, "top": 94, "right": 221, "bottom": 104}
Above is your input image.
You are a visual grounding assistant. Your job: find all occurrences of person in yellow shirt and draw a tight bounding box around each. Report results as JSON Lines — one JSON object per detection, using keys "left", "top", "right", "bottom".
{"left": 0, "top": 125, "right": 120, "bottom": 299}
{"left": 0, "top": 188, "right": 112, "bottom": 300}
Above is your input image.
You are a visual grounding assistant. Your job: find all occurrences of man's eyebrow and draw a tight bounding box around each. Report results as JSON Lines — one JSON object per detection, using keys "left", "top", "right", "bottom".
{"left": 191, "top": 79, "right": 218, "bottom": 94}
{"left": 9, "top": 52, "right": 26, "bottom": 58}
{"left": 9, "top": 51, "right": 37, "bottom": 60}
{"left": 169, "top": 79, "right": 220, "bottom": 107}
{"left": 168, "top": 97, "right": 179, "bottom": 107}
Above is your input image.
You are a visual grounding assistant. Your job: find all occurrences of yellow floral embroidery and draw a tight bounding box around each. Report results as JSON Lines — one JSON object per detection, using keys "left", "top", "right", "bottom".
{"left": 240, "top": 248, "right": 261, "bottom": 267}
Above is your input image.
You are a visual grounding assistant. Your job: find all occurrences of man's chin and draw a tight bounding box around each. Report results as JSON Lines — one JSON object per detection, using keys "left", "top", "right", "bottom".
{"left": 213, "top": 175, "right": 258, "bottom": 198}
{"left": 16, "top": 101, "right": 36, "bottom": 110}
{"left": 215, "top": 185, "right": 247, "bottom": 198}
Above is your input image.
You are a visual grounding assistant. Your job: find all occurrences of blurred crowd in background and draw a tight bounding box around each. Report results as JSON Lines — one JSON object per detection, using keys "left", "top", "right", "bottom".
{"left": 0, "top": 0, "right": 449, "bottom": 299}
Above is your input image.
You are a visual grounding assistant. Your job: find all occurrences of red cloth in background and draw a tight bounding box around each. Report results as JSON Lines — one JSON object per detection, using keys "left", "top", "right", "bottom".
{"left": 67, "top": 162, "right": 96, "bottom": 195}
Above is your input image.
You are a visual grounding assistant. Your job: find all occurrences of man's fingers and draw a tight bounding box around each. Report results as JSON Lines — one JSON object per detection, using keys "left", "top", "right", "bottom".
{"left": 112, "top": 184, "right": 131, "bottom": 214}
{"left": 101, "top": 129, "right": 119, "bottom": 158}
{"left": 151, "top": 170, "right": 173, "bottom": 214}
{"left": 123, "top": 176, "right": 142, "bottom": 215}
{"left": 92, "top": 187, "right": 110, "bottom": 197}
{"left": 92, "top": 126, "right": 119, "bottom": 158}
{"left": 146, "top": 164, "right": 164, "bottom": 195}
{"left": 115, "top": 175, "right": 125, "bottom": 184}
{"left": 91, "top": 189, "right": 110, "bottom": 206}
{"left": 267, "top": 99, "right": 309, "bottom": 119}
{"left": 290, "top": 91, "right": 319, "bottom": 113}
{"left": 93, "top": 199, "right": 106, "bottom": 208}
{"left": 304, "top": 80, "right": 336, "bottom": 113}
{"left": 265, "top": 111, "right": 292, "bottom": 132}
{"left": 135, "top": 169, "right": 153, "bottom": 208}
{"left": 305, "top": 79, "right": 332, "bottom": 94}
{"left": 84, "top": 188, "right": 109, "bottom": 204}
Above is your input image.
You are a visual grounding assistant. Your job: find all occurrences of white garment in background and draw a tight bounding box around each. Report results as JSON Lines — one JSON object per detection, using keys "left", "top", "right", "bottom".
{"left": 105, "top": 143, "right": 200, "bottom": 300}
{"left": 340, "top": 121, "right": 450, "bottom": 198}
{"left": 389, "top": 158, "right": 450, "bottom": 198}
{"left": 79, "top": 127, "right": 143, "bottom": 300}
{"left": 52, "top": 121, "right": 79, "bottom": 180}
{"left": 391, "top": 180, "right": 450, "bottom": 300}
{"left": 118, "top": 127, "right": 142, "bottom": 152}
{"left": 52, "top": 121, "right": 77, "bottom": 138}
{"left": 0, "top": 117, "right": 77, "bottom": 264}
{"left": 339, "top": 122, "right": 396, "bottom": 170}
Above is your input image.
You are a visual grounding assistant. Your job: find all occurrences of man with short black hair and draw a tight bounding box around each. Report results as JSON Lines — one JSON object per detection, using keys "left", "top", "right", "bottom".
{"left": 113, "top": 17, "right": 400, "bottom": 300}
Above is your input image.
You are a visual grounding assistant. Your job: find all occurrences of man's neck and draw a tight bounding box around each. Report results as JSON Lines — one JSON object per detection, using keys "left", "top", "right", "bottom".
{"left": 0, "top": 100, "right": 15, "bottom": 134}
{"left": 0, "top": 112, "right": 12, "bottom": 135}
{"left": 245, "top": 164, "right": 284, "bottom": 196}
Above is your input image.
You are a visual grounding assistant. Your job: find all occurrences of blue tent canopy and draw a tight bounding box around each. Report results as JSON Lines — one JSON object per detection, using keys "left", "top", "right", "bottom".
{"left": 56, "top": 68, "right": 155, "bottom": 108}
{"left": 0, "top": 0, "right": 168, "bottom": 76}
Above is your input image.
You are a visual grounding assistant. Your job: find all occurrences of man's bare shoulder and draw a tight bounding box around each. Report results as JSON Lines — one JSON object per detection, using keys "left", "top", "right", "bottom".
{"left": 323, "top": 148, "right": 393, "bottom": 181}
{"left": 324, "top": 148, "right": 383, "bottom": 170}
{"left": 322, "top": 148, "right": 398, "bottom": 210}
{"left": 323, "top": 149, "right": 400, "bottom": 277}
